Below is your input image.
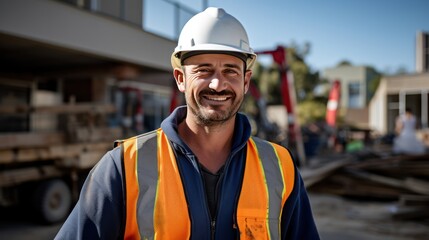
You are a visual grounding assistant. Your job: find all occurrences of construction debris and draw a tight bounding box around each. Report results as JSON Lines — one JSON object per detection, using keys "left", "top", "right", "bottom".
{"left": 302, "top": 149, "right": 429, "bottom": 221}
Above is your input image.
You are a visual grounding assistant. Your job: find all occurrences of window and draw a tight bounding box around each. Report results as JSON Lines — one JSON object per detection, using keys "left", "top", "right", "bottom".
{"left": 348, "top": 82, "right": 361, "bottom": 108}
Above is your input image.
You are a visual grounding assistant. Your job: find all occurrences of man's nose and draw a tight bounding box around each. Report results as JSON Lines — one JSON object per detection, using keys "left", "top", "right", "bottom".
{"left": 208, "top": 73, "right": 227, "bottom": 91}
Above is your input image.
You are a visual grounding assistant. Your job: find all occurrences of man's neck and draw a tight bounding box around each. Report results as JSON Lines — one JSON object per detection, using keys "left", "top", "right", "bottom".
{"left": 178, "top": 117, "right": 235, "bottom": 173}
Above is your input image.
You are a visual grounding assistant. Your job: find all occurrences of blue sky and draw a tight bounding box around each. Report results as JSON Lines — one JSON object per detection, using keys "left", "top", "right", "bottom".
{"left": 169, "top": 0, "right": 429, "bottom": 74}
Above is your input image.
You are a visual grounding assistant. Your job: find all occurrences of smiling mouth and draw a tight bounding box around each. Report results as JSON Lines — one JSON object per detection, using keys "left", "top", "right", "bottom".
{"left": 203, "top": 95, "right": 230, "bottom": 101}
{"left": 200, "top": 89, "right": 234, "bottom": 103}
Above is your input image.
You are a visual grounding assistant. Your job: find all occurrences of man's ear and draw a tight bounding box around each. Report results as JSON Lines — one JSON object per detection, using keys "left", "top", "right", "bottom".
{"left": 173, "top": 68, "right": 186, "bottom": 92}
{"left": 244, "top": 70, "right": 252, "bottom": 93}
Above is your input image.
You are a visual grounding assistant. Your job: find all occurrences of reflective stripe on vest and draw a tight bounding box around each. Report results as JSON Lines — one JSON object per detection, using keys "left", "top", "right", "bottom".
{"left": 121, "top": 129, "right": 190, "bottom": 240}
{"left": 120, "top": 129, "right": 295, "bottom": 239}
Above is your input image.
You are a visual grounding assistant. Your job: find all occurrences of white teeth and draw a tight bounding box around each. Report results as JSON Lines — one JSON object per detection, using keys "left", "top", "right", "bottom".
{"left": 206, "top": 96, "right": 227, "bottom": 101}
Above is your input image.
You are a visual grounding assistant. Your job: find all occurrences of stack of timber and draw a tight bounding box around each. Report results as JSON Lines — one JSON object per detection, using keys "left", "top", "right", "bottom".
{"left": 0, "top": 103, "right": 122, "bottom": 187}
{"left": 302, "top": 152, "right": 429, "bottom": 220}
{"left": 0, "top": 103, "right": 121, "bottom": 166}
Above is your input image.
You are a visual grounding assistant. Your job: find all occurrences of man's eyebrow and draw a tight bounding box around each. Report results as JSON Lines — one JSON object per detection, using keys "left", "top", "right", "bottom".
{"left": 224, "top": 63, "right": 242, "bottom": 70}
{"left": 194, "top": 63, "right": 212, "bottom": 68}
{"left": 191, "top": 63, "right": 242, "bottom": 70}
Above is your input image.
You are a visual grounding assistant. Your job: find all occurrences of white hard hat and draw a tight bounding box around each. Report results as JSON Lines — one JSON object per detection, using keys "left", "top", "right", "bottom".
{"left": 171, "top": 7, "right": 257, "bottom": 70}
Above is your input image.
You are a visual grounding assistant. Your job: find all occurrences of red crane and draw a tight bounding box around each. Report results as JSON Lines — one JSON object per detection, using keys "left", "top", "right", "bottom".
{"left": 255, "top": 45, "right": 306, "bottom": 166}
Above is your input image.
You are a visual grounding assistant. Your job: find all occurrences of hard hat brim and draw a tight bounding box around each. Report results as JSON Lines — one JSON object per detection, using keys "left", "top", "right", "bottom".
{"left": 171, "top": 44, "right": 256, "bottom": 70}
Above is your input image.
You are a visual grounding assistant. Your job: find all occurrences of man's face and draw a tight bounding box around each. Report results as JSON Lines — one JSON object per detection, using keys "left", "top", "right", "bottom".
{"left": 174, "top": 53, "right": 252, "bottom": 126}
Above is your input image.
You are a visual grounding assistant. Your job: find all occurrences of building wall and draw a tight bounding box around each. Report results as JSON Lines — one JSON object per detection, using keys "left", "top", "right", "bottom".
{"left": 369, "top": 72, "right": 429, "bottom": 134}
{"left": 0, "top": 0, "right": 176, "bottom": 71}
{"left": 369, "top": 77, "right": 388, "bottom": 134}
{"left": 322, "top": 65, "right": 368, "bottom": 109}
{"left": 0, "top": 0, "right": 182, "bottom": 135}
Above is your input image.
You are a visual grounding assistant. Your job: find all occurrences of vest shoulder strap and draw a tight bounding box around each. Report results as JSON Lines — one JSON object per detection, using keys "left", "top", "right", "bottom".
{"left": 113, "top": 129, "right": 159, "bottom": 148}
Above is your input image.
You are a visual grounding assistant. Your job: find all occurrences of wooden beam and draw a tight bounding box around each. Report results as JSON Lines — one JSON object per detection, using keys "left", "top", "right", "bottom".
{"left": 0, "top": 103, "right": 116, "bottom": 114}
{"left": 0, "top": 132, "right": 65, "bottom": 149}
{"left": 0, "top": 166, "right": 62, "bottom": 187}
{"left": 301, "top": 159, "right": 353, "bottom": 188}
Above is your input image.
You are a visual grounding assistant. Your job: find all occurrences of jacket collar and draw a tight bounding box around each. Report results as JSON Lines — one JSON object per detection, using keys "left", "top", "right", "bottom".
{"left": 161, "top": 106, "right": 252, "bottom": 153}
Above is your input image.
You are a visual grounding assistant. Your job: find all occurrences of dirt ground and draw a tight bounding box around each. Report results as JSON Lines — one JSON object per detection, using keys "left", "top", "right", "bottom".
{"left": 309, "top": 192, "right": 429, "bottom": 240}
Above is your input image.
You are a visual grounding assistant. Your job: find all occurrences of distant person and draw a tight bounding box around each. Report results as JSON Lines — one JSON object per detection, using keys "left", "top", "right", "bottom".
{"left": 393, "top": 108, "right": 426, "bottom": 155}
{"left": 55, "top": 7, "right": 319, "bottom": 239}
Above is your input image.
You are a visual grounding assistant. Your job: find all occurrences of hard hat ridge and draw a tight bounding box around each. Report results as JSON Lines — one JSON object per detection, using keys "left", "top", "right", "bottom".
{"left": 205, "top": 6, "right": 226, "bottom": 18}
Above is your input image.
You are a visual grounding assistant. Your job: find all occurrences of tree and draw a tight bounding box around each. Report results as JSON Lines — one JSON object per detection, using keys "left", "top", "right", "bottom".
{"left": 254, "top": 43, "right": 327, "bottom": 121}
{"left": 337, "top": 60, "right": 352, "bottom": 66}
{"left": 366, "top": 66, "right": 382, "bottom": 102}
{"left": 286, "top": 44, "right": 320, "bottom": 103}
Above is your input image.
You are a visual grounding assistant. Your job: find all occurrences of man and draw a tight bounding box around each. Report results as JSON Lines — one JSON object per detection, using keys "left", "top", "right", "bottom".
{"left": 55, "top": 7, "right": 319, "bottom": 239}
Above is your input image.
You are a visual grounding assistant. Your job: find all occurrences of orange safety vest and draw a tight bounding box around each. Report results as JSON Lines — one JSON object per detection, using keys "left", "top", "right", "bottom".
{"left": 118, "top": 128, "right": 295, "bottom": 240}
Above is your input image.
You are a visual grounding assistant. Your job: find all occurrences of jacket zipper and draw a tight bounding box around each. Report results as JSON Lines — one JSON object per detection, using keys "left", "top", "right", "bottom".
{"left": 181, "top": 141, "right": 247, "bottom": 240}
{"left": 229, "top": 148, "right": 246, "bottom": 239}
{"left": 211, "top": 219, "right": 216, "bottom": 240}
{"left": 191, "top": 154, "right": 216, "bottom": 240}
{"left": 216, "top": 146, "right": 245, "bottom": 240}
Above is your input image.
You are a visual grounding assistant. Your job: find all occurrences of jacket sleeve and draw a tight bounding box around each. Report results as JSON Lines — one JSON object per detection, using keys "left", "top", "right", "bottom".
{"left": 281, "top": 167, "right": 320, "bottom": 240}
{"left": 54, "top": 147, "right": 125, "bottom": 240}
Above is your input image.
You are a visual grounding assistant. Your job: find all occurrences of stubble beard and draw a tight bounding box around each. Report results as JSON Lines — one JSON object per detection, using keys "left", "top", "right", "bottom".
{"left": 187, "top": 90, "right": 243, "bottom": 127}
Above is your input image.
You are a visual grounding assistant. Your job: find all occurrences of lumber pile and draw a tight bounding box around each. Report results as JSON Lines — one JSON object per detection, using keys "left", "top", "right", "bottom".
{"left": 0, "top": 102, "right": 123, "bottom": 189}
{"left": 302, "top": 152, "right": 429, "bottom": 220}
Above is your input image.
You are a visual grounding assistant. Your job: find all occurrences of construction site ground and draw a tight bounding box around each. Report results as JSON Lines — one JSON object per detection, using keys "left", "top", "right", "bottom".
{"left": 0, "top": 192, "right": 427, "bottom": 239}
{"left": 304, "top": 142, "right": 429, "bottom": 240}
{"left": 309, "top": 192, "right": 429, "bottom": 240}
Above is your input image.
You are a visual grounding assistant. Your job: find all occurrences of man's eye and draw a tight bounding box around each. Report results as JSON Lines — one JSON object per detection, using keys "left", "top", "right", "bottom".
{"left": 197, "top": 68, "right": 211, "bottom": 73}
{"left": 225, "top": 69, "right": 239, "bottom": 74}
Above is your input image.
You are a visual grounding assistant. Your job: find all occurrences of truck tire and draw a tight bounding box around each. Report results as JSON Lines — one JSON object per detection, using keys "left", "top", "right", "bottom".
{"left": 33, "top": 179, "right": 72, "bottom": 224}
